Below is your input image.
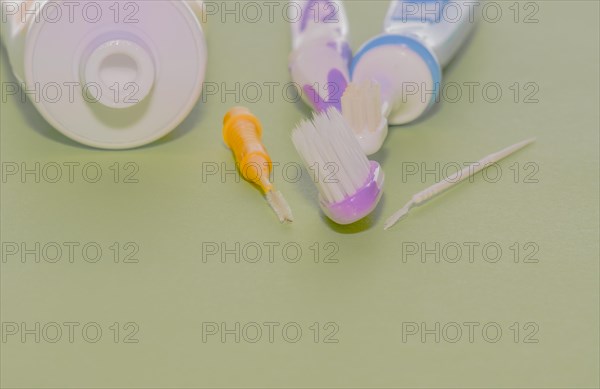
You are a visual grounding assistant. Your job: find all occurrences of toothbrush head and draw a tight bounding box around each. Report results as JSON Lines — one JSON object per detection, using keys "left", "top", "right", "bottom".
{"left": 292, "top": 108, "right": 385, "bottom": 225}
{"left": 321, "top": 160, "right": 384, "bottom": 224}
{"left": 341, "top": 81, "right": 389, "bottom": 155}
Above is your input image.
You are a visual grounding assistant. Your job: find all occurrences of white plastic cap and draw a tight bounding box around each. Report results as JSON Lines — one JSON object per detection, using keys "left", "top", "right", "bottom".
{"left": 23, "top": 1, "right": 207, "bottom": 149}
{"left": 350, "top": 34, "right": 441, "bottom": 126}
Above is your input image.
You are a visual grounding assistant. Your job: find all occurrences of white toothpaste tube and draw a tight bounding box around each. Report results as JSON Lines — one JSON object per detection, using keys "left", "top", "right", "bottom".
{"left": 350, "top": 0, "right": 475, "bottom": 125}
{"left": 288, "top": 0, "right": 351, "bottom": 112}
{"left": 1, "top": 0, "right": 207, "bottom": 149}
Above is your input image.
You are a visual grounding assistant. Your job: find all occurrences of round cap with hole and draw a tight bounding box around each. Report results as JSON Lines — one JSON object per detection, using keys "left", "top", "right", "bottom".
{"left": 24, "top": 1, "right": 207, "bottom": 149}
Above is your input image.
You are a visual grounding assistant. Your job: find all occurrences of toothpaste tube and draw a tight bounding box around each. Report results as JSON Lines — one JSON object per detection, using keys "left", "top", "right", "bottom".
{"left": 288, "top": 0, "right": 351, "bottom": 112}
{"left": 0, "top": 0, "right": 207, "bottom": 149}
{"left": 350, "top": 0, "right": 475, "bottom": 125}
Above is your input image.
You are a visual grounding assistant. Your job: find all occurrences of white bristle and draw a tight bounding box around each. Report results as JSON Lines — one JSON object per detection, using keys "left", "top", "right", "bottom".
{"left": 292, "top": 108, "right": 371, "bottom": 204}
{"left": 341, "top": 81, "right": 383, "bottom": 134}
{"left": 266, "top": 190, "right": 293, "bottom": 223}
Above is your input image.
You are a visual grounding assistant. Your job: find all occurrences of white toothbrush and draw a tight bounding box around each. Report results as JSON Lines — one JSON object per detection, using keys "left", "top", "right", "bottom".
{"left": 344, "top": 1, "right": 477, "bottom": 155}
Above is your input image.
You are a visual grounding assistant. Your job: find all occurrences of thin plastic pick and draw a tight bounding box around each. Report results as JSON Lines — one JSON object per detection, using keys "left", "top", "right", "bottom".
{"left": 384, "top": 138, "right": 536, "bottom": 230}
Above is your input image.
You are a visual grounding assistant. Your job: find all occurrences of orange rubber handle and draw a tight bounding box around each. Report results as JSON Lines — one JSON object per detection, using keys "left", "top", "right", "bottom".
{"left": 222, "top": 107, "right": 273, "bottom": 193}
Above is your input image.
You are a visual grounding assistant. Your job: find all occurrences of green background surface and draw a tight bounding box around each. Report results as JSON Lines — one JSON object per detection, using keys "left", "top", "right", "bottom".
{"left": 1, "top": 1, "right": 599, "bottom": 388}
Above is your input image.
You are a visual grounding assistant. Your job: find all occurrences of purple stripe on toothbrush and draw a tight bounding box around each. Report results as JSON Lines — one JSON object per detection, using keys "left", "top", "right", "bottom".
{"left": 303, "top": 68, "right": 348, "bottom": 112}
{"left": 326, "top": 40, "right": 352, "bottom": 64}
{"left": 321, "top": 161, "right": 385, "bottom": 225}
